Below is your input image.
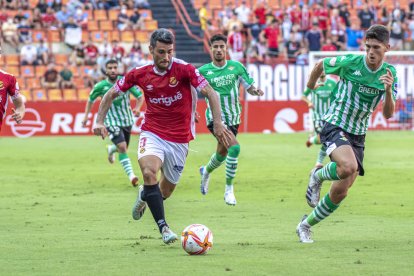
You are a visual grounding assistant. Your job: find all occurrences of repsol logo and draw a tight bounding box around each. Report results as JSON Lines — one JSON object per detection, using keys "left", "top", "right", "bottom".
{"left": 149, "top": 91, "right": 183, "bottom": 106}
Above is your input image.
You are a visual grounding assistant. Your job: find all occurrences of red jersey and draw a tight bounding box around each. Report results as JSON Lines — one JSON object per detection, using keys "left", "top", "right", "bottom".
{"left": 115, "top": 58, "right": 208, "bottom": 143}
{"left": 0, "top": 70, "right": 20, "bottom": 131}
{"left": 264, "top": 26, "right": 279, "bottom": 48}
{"left": 314, "top": 8, "right": 328, "bottom": 30}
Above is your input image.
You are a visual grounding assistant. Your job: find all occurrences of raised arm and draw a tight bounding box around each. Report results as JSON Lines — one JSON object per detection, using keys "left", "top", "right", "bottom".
{"left": 307, "top": 60, "right": 324, "bottom": 90}
{"left": 380, "top": 68, "right": 396, "bottom": 119}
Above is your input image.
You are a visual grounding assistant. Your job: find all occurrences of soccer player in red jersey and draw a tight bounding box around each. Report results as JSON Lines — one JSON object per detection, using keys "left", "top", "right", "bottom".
{"left": 93, "top": 29, "right": 231, "bottom": 244}
{"left": 0, "top": 46, "right": 25, "bottom": 133}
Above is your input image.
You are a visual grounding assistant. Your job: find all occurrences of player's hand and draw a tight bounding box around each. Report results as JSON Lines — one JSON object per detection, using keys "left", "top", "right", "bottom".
{"left": 133, "top": 109, "right": 140, "bottom": 117}
{"left": 195, "top": 111, "right": 200, "bottom": 123}
{"left": 213, "top": 122, "right": 232, "bottom": 148}
{"left": 93, "top": 123, "right": 107, "bottom": 139}
{"left": 81, "top": 118, "right": 88, "bottom": 127}
{"left": 379, "top": 68, "right": 394, "bottom": 91}
{"left": 248, "top": 87, "right": 264, "bottom": 96}
{"left": 11, "top": 108, "right": 23, "bottom": 124}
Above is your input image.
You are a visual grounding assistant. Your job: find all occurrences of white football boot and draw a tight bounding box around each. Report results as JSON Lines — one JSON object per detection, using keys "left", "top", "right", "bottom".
{"left": 199, "top": 166, "right": 210, "bottom": 195}
{"left": 296, "top": 215, "right": 314, "bottom": 243}
{"left": 161, "top": 226, "right": 178, "bottom": 244}
{"left": 132, "top": 185, "right": 146, "bottom": 220}
{"left": 306, "top": 168, "right": 323, "bottom": 208}
{"left": 224, "top": 185, "right": 237, "bottom": 206}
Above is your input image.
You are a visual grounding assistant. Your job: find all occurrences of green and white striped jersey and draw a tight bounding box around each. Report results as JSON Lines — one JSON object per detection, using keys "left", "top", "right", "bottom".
{"left": 199, "top": 60, "right": 254, "bottom": 126}
{"left": 89, "top": 76, "right": 142, "bottom": 127}
{"left": 322, "top": 54, "right": 398, "bottom": 135}
{"left": 303, "top": 78, "right": 337, "bottom": 121}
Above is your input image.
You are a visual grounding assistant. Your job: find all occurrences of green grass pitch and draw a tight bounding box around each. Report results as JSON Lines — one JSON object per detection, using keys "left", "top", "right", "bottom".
{"left": 1, "top": 132, "right": 413, "bottom": 275}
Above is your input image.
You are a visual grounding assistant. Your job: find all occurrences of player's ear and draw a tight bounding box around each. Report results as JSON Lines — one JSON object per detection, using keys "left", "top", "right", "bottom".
{"left": 149, "top": 45, "right": 154, "bottom": 55}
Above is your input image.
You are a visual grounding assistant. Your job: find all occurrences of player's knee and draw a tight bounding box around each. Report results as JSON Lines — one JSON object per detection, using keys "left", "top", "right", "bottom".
{"left": 141, "top": 167, "right": 157, "bottom": 182}
{"left": 337, "top": 161, "right": 358, "bottom": 179}
{"left": 228, "top": 144, "right": 240, "bottom": 157}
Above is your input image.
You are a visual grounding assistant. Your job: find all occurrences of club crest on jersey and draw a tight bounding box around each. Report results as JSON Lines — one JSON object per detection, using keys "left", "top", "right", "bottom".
{"left": 228, "top": 66, "right": 235, "bottom": 71}
{"left": 140, "top": 147, "right": 145, "bottom": 154}
{"left": 169, "top": 77, "right": 179, "bottom": 87}
{"left": 0, "top": 81, "right": 3, "bottom": 89}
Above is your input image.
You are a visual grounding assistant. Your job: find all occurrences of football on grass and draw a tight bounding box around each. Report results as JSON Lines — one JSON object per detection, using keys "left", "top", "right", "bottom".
{"left": 181, "top": 224, "right": 213, "bottom": 255}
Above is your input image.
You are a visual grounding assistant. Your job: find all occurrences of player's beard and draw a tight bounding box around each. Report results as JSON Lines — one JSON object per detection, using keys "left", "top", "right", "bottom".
{"left": 108, "top": 74, "right": 117, "bottom": 82}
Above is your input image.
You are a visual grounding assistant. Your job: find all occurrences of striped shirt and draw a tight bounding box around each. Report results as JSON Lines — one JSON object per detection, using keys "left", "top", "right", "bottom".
{"left": 89, "top": 76, "right": 142, "bottom": 127}
{"left": 322, "top": 54, "right": 398, "bottom": 135}
{"left": 303, "top": 78, "right": 337, "bottom": 121}
{"left": 199, "top": 60, "right": 254, "bottom": 126}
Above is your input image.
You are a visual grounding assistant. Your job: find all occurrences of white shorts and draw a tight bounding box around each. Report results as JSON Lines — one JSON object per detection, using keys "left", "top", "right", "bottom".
{"left": 138, "top": 131, "right": 189, "bottom": 185}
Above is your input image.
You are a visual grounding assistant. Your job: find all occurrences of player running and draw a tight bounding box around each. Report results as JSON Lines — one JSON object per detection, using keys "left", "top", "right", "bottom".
{"left": 301, "top": 74, "right": 337, "bottom": 169}
{"left": 0, "top": 44, "right": 25, "bottom": 133}
{"left": 296, "top": 25, "right": 398, "bottom": 243}
{"left": 198, "top": 33, "right": 264, "bottom": 205}
{"left": 82, "top": 59, "right": 143, "bottom": 187}
{"left": 93, "top": 29, "right": 231, "bottom": 244}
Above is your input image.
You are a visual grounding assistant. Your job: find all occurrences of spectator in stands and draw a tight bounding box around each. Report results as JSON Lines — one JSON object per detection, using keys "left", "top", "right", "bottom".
{"left": 85, "top": 63, "right": 103, "bottom": 88}
{"left": 14, "top": 8, "right": 28, "bottom": 24}
{"left": 5, "top": 0, "right": 18, "bottom": 9}
{"left": 85, "top": 39, "right": 99, "bottom": 65}
{"left": 37, "top": 39, "right": 50, "bottom": 65}
{"left": 41, "top": 63, "right": 60, "bottom": 89}
{"left": 227, "top": 25, "right": 245, "bottom": 62}
{"left": 409, "top": 1, "right": 414, "bottom": 19}
{"left": 63, "top": 16, "right": 82, "bottom": 49}
{"left": 295, "top": 47, "right": 308, "bottom": 65}
{"left": 218, "top": 2, "right": 233, "bottom": 33}
{"left": 199, "top": 1, "right": 208, "bottom": 37}
{"left": 338, "top": 3, "right": 351, "bottom": 28}
{"left": 129, "top": 40, "right": 143, "bottom": 56}
{"left": 17, "top": 19, "right": 32, "bottom": 43}
{"left": 123, "top": 52, "right": 141, "bottom": 71}
{"left": 280, "top": 13, "right": 293, "bottom": 43}
{"left": 96, "top": 52, "right": 110, "bottom": 75}
{"left": 254, "top": 0, "right": 267, "bottom": 27}
{"left": 321, "top": 37, "right": 338, "bottom": 51}
{"left": 345, "top": 22, "right": 364, "bottom": 51}
{"left": 36, "top": 0, "right": 49, "bottom": 14}
{"left": 117, "top": 5, "right": 130, "bottom": 31}
{"left": 74, "top": 6, "right": 88, "bottom": 29}
{"left": 408, "top": 17, "right": 414, "bottom": 50}
{"left": 59, "top": 67, "right": 74, "bottom": 89}
{"left": 284, "top": 33, "right": 301, "bottom": 64}
{"left": 331, "top": 32, "right": 345, "bottom": 51}
{"left": 392, "top": 2, "right": 406, "bottom": 22}
{"left": 2, "top": 18, "right": 19, "bottom": 51}
{"left": 41, "top": 7, "right": 59, "bottom": 29}
{"left": 389, "top": 17, "right": 404, "bottom": 50}
{"left": 0, "top": 10, "right": 9, "bottom": 24}
{"left": 300, "top": 4, "right": 312, "bottom": 35}
{"left": 134, "top": 0, "right": 150, "bottom": 9}
{"left": 31, "top": 8, "right": 42, "bottom": 29}
{"left": 19, "top": 0, "right": 30, "bottom": 9}
{"left": 70, "top": 41, "right": 86, "bottom": 65}
{"left": 378, "top": 1, "right": 390, "bottom": 26}
{"left": 260, "top": 19, "right": 280, "bottom": 58}
{"left": 330, "top": 8, "right": 346, "bottom": 42}
{"left": 20, "top": 41, "right": 39, "bottom": 65}
{"left": 235, "top": 0, "right": 251, "bottom": 27}
{"left": 100, "top": 0, "right": 120, "bottom": 10}
{"left": 56, "top": 6, "right": 72, "bottom": 27}
{"left": 358, "top": 3, "right": 375, "bottom": 31}
{"left": 112, "top": 40, "right": 125, "bottom": 58}
{"left": 129, "top": 8, "right": 144, "bottom": 30}
{"left": 226, "top": 11, "right": 244, "bottom": 37}
{"left": 315, "top": 3, "right": 329, "bottom": 39}
{"left": 305, "top": 22, "right": 322, "bottom": 51}
{"left": 67, "top": 0, "right": 85, "bottom": 14}
{"left": 99, "top": 39, "right": 113, "bottom": 56}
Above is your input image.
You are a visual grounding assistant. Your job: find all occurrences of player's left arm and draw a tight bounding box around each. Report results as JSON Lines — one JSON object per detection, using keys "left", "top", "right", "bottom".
{"left": 130, "top": 86, "right": 144, "bottom": 116}
{"left": 238, "top": 63, "right": 264, "bottom": 96}
{"left": 380, "top": 68, "right": 397, "bottom": 119}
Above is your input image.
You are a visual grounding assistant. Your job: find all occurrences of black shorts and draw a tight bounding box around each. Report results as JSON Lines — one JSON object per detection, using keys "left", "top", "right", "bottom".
{"left": 207, "top": 122, "right": 239, "bottom": 137}
{"left": 320, "top": 122, "right": 366, "bottom": 176}
{"left": 313, "top": 119, "right": 325, "bottom": 134}
{"left": 106, "top": 126, "right": 132, "bottom": 146}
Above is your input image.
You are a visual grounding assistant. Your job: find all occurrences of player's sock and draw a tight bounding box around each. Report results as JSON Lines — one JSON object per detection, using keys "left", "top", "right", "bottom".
{"left": 316, "top": 145, "right": 327, "bottom": 165}
{"left": 205, "top": 152, "right": 226, "bottom": 173}
{"left": 315, "top": 162, "right": 340, "bottom": 181}
{"left": 305, "top": 193, "right": 339, "bottom": 226}
{"left": 119, "top": 153, "right": 134, "bottom": 178}
{"left": 142, "top": 184, "right": 167, "bottom": 233}
{"left": 225, "top": 144, "right": 240, "bottom": 186}
{"left": 308, "top": 135, "right": 320, "bottom": 145}
{"left": 108, "top": 144, "right": 117, "bottom": 154}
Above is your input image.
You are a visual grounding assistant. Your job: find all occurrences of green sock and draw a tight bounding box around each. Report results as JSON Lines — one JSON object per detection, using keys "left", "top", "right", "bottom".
{"left": 205, "top": 152, "right": 226, "bottom": 173}
{"left": 119, "top": 153, "right": 134, "bottom": 177}
{"left": 306, "top": 193, "right": 339, "bottom": 226}
{"left": 226, "top": 144, "right": 240, "bottom": 186}
{"left": 316, "top": 145, "right": 327, "bottom": 165}
{"left": 316, "top": 162, "right": 340, "bottom": 181}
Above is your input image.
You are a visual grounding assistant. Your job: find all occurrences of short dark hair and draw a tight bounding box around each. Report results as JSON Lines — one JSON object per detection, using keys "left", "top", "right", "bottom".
{"left": 105, "top": 59, "right": 118, "bottom": 67}
{"left": 209, "top": 34, "right": 227, "bottom": 46}
{"left": 365, "top": 24, "right": 390, "bottom": 44}
{"left": 150, "top": 28, "right": 175, "bottom": 48}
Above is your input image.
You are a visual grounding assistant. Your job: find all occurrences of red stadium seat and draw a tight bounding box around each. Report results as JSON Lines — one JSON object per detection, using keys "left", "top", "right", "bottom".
{"left": 27, "top": 77, "right": 42, "bottom": 89}
{"left": 87, "top": 20, "right": 99, "bottom": 31}
{"left": 32, "top": 88, "right": 48, "bottom": 101}
{"left": 121, "top": 31, "right": 135, "bottom": 43}
{"left": 5, "top": 55, "right": 20, "bottom": 66}
{"left": 100, "top": 20, "right": 114, "bottom": 31}
{"left": 21, "top": 66, "right": 35, "bottom": 78}
{"left": 5, "top": 65, "right": 19, "bottom": 76}
{"left": 63, "top": 89, "right": 78, "bottom": 101}
{"left": 93, "top": 10, "right": 108, "bottom": 21}
{"left": 48, "top": 89, "right": 63, "bottom": 101}
{"left": 77, "top": 88, "right": 91, "bottom": 101}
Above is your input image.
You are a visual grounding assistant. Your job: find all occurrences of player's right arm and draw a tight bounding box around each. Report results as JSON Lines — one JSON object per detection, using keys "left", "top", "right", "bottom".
{"left": 301, "top": 88, "right": 314, "bottom": 109}
{"left": 93, "top": 70, "right": 137, "bottom": 138}
{"left": 9, "top": 77, "right": 25, "bottom": 124}
{"left": 306, "top": 60, "right": 324, "bottom": 90}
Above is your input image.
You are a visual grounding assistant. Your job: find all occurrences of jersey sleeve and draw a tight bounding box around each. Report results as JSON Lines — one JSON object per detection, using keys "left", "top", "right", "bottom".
{"left": 88, "top": 82, "right": 102, "bottom": 102}
{"left": 8, "top": 76, "right": 20, "bottom": 99}
{"left": 303, "top": 87, "right": 312, "bottom": 96}
{"left": 237, "top": 62, "right": 254, "bottom": 89}
{"left": 323, "top": 55, "right": 353, "bottom": 78}
{"left": 186, "top": 64, "right": 209, "bottom": 92}
{"left": 114, "top": 68, "right": 138, "bottom": 94}
{"left": 129, "top": 85, "right": 143, "bottom": 98}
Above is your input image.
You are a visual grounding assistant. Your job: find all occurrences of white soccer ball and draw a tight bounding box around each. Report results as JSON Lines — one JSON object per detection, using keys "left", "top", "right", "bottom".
{"left": 181, "top": 224, "right": 213, "bottom": 255}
